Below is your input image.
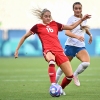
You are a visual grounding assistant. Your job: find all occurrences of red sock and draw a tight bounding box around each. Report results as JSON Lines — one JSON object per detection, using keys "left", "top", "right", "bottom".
{"left": 61, "top": 75, "right": 73, "bottom": 89}
{"left": 48, "top": 62, "right": 56, "bottom": 83}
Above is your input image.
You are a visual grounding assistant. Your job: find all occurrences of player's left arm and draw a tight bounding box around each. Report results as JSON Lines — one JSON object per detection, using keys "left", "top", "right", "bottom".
{"left": 86, "top": 29, "right": 93, "bottom": 44}
{"left": 62, "top": 20, "right": 83, "bottom": 30}
{"left": 62, "top": 14, "right": 91, "bottom": 30}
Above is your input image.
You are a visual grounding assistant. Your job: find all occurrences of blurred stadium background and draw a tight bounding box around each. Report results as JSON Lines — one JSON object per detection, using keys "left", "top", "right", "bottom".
{"left": 0, "top": 0, "right": 100, "bottom": 100}
{"left": 0, "top": 0, "right": 100, "bottom": 57}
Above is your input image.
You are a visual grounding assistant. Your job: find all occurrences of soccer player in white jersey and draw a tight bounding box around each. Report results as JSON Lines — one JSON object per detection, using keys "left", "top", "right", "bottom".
{"left": 56, "top": 2, "right": 92, "bottom": 88}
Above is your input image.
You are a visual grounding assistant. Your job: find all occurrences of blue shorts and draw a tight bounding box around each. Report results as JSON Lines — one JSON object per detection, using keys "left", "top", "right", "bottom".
{"left": 64, "top": 45, "right": 86, "bottom": 57}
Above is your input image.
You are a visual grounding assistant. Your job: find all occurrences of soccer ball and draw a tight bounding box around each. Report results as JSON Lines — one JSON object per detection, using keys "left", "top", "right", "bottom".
{"left": 49, "top": 84, "right": 62, "bottom": 97}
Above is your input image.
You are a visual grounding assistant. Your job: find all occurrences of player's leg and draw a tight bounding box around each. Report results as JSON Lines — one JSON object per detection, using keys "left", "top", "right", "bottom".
{"left": 75, "top": 49, "right": 90, "bottom": 75}
{"left": 74, "top": 48, "right": 90, "bottom": 86}
{"left": 45, "top": 51, "right": 56, "bottom": 84}
{"left": 56, "top": 56, "right": 73, "bottom": 83}
{"left": 56, "top": 67, "right": 63, "bottom": 83}
{"left": 56, "top": 45, "right": 74, "bottom": 83}
{"left": 60, "top": 61, "right": 73, "bottom": 90}
{"left": 55, "top": 52, "right": 73, "bottom": 95}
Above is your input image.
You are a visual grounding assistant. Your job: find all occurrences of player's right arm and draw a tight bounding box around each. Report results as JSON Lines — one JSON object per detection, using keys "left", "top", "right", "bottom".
{"left": 14, "top": 31, "right": 33, "bottom": 58}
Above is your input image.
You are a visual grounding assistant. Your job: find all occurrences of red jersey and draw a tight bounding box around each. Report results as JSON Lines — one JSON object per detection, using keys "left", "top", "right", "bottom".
{"left": 30, "top": 21, "right": 64, "bottom": 52}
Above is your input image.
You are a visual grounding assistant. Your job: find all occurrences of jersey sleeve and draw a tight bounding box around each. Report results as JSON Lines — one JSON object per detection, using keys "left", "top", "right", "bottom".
{"left": 81, "top": 20, "right": 87, "bottom": 26}
{"left": 67, "top": 17, "right": 73, "bottom": 25}
{"left": 30, "top": 24, "right": 38, "bottom": 34}
{"left": 55, "top": 22, "right": 64, "bottom": 31}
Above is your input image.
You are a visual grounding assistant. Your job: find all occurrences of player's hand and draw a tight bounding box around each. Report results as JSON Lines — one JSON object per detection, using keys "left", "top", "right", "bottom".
{"left": 88, "top": 35, "right": 92, "bottom": 44}
{"left": 76, "top": 36, "right": 84, "bottom": 42}
{"left": 14, "top": 50, "right": 18, "bottom": 58}
{"left": 82, "top": 14, "right": 91, "bottom": 21}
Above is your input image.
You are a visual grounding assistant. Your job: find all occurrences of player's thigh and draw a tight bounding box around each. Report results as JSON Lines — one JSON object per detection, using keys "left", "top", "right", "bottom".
{"left": 60, "top": 61, "right": 73, "bottom": 76}
{"left": 45, "top": 52, "right": 55, "bottom": 62}
{"left": 64, "top": 45, "right": 75, "bottom": 61}
{"left": 76, "top": 49, "right": 90, "bottom": 62}
{"left": 67, "top": 56, "right": 73, "bottom": 62}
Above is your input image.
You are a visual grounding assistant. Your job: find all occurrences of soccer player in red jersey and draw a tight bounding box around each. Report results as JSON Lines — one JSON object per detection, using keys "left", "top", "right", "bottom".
{"left": 14, "top": 8, "right": 91, "bottom": 95}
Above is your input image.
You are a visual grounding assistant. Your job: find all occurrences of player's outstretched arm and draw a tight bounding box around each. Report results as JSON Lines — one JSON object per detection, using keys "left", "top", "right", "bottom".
{"left": 14, "top": 31, "right": 32, "bottom": 58}
{"left": 62, "top": 14, "right": 91, "bottom": 30}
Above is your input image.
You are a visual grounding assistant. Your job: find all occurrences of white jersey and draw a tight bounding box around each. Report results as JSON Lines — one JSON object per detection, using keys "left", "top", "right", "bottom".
{"left": 65, "top": 15, "right": 87, "bottom": 47}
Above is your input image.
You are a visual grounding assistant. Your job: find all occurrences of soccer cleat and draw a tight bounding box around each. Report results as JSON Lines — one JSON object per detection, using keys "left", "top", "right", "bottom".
{"left": 73, "top": 76, "right": 80, "bottom": 86}
{"left": 61, "top": 89, "right": 66, "bottom": 96}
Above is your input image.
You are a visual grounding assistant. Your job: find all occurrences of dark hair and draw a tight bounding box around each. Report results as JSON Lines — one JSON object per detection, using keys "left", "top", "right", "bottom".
{"left": 73, "top": 2, "right": 82, "bottom": 9}
{"left": 73, "top": 2, "right": 89, "bottom": 30}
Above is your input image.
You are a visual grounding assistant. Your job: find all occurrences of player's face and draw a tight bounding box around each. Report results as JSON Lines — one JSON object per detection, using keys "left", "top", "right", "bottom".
{"left": 73, "top": 4, "right": 82, "bottom": 17}
{"left": 42, "top": 11, "right": 52, "bottom": 24}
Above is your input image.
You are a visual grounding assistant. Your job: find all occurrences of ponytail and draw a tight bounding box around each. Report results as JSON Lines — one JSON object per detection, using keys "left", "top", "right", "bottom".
{"left": 80, "top": 14, "right": 90, "bottom": 30}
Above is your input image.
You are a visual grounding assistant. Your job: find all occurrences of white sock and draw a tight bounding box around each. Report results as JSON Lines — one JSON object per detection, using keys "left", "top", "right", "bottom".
{"left": 74, "top": 62, "right": 90, "bottom": 76}
{"left": 56, "top": 67, "right": 63, "bottom": 83}
{"left": 51, "top": 83, "right": 56, "bottom": 85}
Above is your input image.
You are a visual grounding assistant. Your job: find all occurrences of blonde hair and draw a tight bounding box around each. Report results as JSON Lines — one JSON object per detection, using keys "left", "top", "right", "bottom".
{"left": 80, "top": 25, "right": 90, "bottom": 30}
{"left": 32, "top": 8, "right": 51, "bottom": 19}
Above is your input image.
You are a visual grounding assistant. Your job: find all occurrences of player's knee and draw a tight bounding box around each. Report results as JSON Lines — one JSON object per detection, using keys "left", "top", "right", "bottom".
{"left": 82, "top": 62, "right": 90, "bottom": 69}
{"left": 66, "top": 75, "right": 73, "bottom": 80}
{"left": 48, "top": 59, "right": 55, "bottom": 65}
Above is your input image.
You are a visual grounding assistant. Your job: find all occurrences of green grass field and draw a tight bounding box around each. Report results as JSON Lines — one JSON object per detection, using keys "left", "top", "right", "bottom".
{"left": 0, "top": 57, "right": 100, "bottom": 100}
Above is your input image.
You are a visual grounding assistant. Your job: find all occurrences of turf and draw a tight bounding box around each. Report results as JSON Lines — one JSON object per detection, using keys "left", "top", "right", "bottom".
{"left": 0, "top": 57, "right": 100, "bottom": 100}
